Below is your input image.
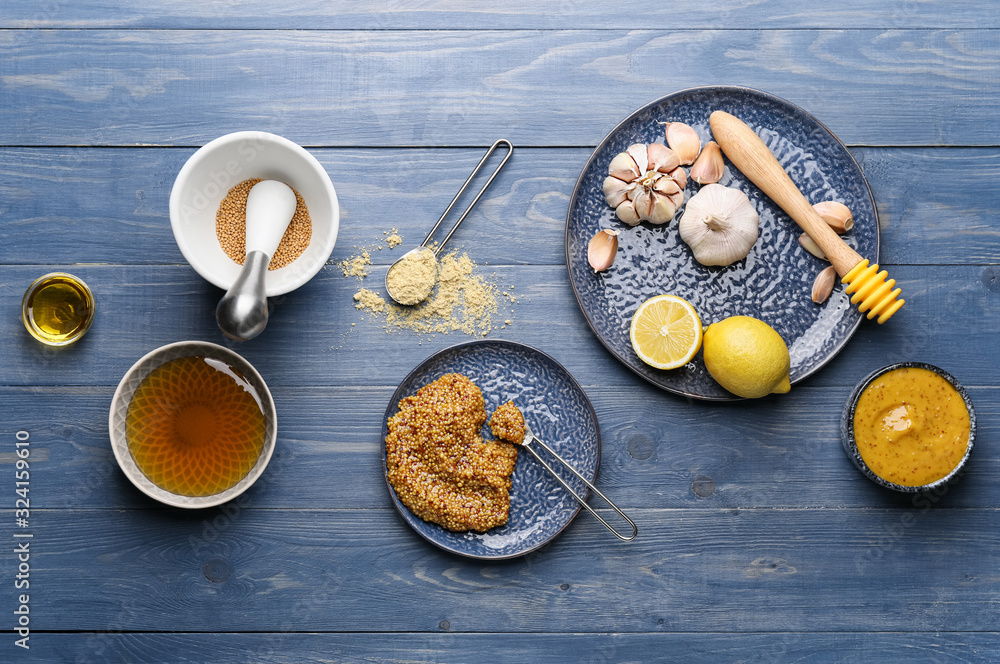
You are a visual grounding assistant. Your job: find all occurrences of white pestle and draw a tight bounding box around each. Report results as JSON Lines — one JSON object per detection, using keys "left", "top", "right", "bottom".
{"left": 216, "top": 180, "right": 297, "bottom": 341}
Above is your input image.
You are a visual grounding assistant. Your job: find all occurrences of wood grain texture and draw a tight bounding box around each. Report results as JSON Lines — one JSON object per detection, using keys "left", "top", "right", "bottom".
{"left": 4, "top": 1, "right": 1000, "bottom": 30}
{"left": 2, "top": 3, "right": 999, "bottom": 656}
{"left": 10, "top": 507, "right": 1000, "bottom": 632}
{"left": 1, "top": 264, "right": 996, "bottom": 389}
{"left": 2, "top": 30, "right": 1000, "bottom": 147}
{"left": 1, "top": 384, "right": 995, "bottom": 510}
{"left": 16, "top": 632, "right": 1000, "bottom": 664}
{"left": 3, "top": 146, "right": 1000, "bottom": 267}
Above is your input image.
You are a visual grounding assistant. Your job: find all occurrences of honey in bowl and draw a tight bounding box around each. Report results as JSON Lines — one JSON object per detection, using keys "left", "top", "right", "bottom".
{"left": 125, "top": 355, "right": 266, "bottom": 497}
{"left": 852, "top": 366, "right": 971, "bottom": 487}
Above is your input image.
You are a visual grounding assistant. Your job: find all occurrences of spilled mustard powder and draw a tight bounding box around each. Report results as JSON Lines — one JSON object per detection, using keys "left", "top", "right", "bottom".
{"left": 340, "top": 251, "right": 371, "bottom": 279}
{"left": 347, "top": 251, "right": 514, "bottom": 338}
{"left": 385, "top": 228, "right": 403, "bottom": 248}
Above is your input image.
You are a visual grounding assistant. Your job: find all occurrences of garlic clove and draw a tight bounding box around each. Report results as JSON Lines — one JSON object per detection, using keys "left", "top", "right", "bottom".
{"left": 648, "top": 192, "right": 677, "bottom": 225}
{"left": 626, "top": 144, "right": 649, "bottom": 175}
{"left": 609, "top": 152, "right": 640, "bottom": 183}
{"left": 615, "top": 200, "right": 641, "bottom": 226}
{"left": 632, "top": 189, "right": 655, "bottom": 221}
{"left": 653, "top": 175, "right": 681, "bottom": 196}
{"left": 588, "top": 229, "right": 620, "bottom": 272}
{"left": 812, "top": 201, "right": 854, "bottom": 234}
{"left": 690, "top": 140, "right": 724, "bottom": 185}
{"left": 603, "top": 176, "right": 631, "bottom": 208}
{"left": 667, "top": 190, "right": 685, "bottom": 210}
{"left": 798, "top": 233, "right": 828, "bottom": 260}
{"left": 668, "top": 166, "right": 688, "bottom": 190}
{"left": 811, "top": 265, "right": 837, "bottom": 304}
{"left": 664, "top": 122, "right": 701, "bottom": 165}
{"left": 646, "top": 142, "right": 680, "bottom": 173}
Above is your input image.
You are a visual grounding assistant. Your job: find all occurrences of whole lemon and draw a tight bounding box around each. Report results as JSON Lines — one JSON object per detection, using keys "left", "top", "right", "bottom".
{"left": 702, "top": 316, "right": 791, "bottom": 398}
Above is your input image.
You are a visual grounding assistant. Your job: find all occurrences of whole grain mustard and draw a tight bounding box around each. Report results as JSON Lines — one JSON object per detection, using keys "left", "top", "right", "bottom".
{"left": 386, "top": 373, "right": 518, "bottom": 532}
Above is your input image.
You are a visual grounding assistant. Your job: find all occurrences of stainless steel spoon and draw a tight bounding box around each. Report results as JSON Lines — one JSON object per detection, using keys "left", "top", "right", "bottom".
{"left": 216, "top": 180, "right": 297, "bottom": 341}
{"left": 385, "top": 139, "right": 512, "bottom": 305}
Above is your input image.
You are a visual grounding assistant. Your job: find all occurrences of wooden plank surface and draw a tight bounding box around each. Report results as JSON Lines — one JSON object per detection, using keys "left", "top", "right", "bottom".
{"left": 3, "top": 147, "right": 1000, "bottom": 267}
{"left": 2, "top": 30, "right": 1000, "bottom": 147}
{"left": 7, "top": 507, "right": 1000, "bottom": 633}
{"left": 2, "top": 4, "right": 999, "bottom": 661}
{"left": 5, "top": 1, "right": 1000, "bottom": 30}
{"left": 15, "top": 632, "right": 1000, "bottom": 664}
{"left": 1, "top": 264, "right": 996, "bottom": 389}
{"left": 2, "top": 384, "right": 996, "bottom": 510}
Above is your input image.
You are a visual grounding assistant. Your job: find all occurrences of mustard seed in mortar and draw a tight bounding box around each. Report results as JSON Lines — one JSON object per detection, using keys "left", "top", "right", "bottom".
{"left": 385, "top": 373, "right": 519, "bottom": 532}
{"left": 216, "top": 178, "right": 312, "bottom": 270}
{"left": 386, "top": 247, "right": 437, "bottom": 305}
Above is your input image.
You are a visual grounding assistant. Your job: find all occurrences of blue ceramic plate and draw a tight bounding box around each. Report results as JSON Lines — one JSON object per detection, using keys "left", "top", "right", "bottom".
{"left": 381, "top": 340, "right": 600, "bottom": 560}
{"left": 566, "top": 86, "right": 879, "bottom": 400}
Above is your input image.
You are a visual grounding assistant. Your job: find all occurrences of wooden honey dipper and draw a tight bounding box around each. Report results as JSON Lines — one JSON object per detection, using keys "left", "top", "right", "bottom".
{"left": 709, "top": 111, "right": 904, "bottom": 324}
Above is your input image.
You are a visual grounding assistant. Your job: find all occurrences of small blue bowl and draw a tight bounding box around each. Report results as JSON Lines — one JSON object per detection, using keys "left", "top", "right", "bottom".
{"left": 841, "top": 362, "right": 976, "bottom": 493}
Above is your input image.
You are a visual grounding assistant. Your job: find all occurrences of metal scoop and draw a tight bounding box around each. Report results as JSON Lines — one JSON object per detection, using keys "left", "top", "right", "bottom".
{"left": 385, "top": 139, "right": 513, "bottom": 305}
{"left": 216, "top": 180, "right": 297, "bottom": 341}
{"left": 521, "top": 422, "right": 638, "bottom": 542}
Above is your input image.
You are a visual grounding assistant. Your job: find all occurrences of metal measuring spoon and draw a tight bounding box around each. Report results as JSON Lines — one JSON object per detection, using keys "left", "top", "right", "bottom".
{"left": 520, "top": 421, "right": 637, "bottom": 542}
{"left": 216, "top": 180, "right": 297, "bottom": 341}
{"left": 385, "top": 139, "right": 513, "bottom": 305}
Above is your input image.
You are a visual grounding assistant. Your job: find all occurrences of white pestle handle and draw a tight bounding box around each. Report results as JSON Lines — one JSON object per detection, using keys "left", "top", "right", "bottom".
{"left": 245, "top": 180, "right": 297, "bottom": 257}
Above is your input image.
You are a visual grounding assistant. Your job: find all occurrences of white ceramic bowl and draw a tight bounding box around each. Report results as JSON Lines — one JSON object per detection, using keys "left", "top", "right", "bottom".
{"left": 109, "top": 341, "right": 277, "bottom": 508}
{"left": 169, "top": 131, "right": 339, "bottom": 297}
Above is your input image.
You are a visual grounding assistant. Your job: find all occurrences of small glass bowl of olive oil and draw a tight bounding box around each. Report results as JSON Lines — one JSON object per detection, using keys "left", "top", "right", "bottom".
{"left": 21, "top": 273, "right": 96, "bottom": 346}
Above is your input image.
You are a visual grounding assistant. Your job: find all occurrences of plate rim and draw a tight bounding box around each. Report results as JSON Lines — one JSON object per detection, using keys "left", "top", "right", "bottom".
{"left": 380, "top": 338, "right": 602, "bottom": 560}
{"left": 564, "top": 84, "right": 881, "bottom": 401}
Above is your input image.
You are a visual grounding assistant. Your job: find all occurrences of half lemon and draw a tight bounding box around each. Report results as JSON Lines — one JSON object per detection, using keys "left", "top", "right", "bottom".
{"left": 629, "top": 294, "right": 703, "bottom": 370}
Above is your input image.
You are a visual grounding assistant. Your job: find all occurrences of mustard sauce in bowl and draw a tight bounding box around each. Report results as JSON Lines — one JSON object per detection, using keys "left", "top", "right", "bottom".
{"left": 842, "top": 363, "right": 975, "bottom": 492}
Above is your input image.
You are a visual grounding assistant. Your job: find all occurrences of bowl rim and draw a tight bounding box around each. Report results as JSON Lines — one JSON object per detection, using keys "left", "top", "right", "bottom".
{"left": 841, "top": 361, "right": 976, "bottom": 493}
{"left": 168, "top": 130, "right": 340, "bottom": 297}
{"left": 108, "top": 340, "right": 277, "bottom": 508}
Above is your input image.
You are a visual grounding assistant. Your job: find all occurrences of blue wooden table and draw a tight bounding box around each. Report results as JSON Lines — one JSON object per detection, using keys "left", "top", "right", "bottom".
{"left": 2, "top": 3, "right": 999, "bottom": 661}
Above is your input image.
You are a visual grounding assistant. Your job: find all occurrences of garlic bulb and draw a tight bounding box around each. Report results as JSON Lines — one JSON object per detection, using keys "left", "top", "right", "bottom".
{"left": 603, "top": 143, "right": 684, "bottom": 226}
{"left": 678, "top": 184, "right": 759, "bottom": 266}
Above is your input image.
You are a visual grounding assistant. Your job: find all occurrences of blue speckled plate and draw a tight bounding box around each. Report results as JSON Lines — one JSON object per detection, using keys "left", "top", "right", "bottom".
{"left": 381, "top": 340, "right": 600, "bottom": 560}
{"left": 566, "top": 86, "right": 879, "bottom": 400}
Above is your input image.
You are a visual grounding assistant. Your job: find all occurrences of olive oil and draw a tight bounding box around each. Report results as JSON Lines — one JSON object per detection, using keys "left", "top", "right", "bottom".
{"left": 126, "top": 355, "right": 266, "bottom": 497}
{"left": 21, "top": 273, "right": 95, "bottom": 345}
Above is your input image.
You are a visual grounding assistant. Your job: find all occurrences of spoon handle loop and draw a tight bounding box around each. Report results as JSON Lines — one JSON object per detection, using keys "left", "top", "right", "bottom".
{"left": 421, "top": 139, "right": 513, "bottom": 253}
{"left": 522, "top": 434, "right": 638, "bottom": 542}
